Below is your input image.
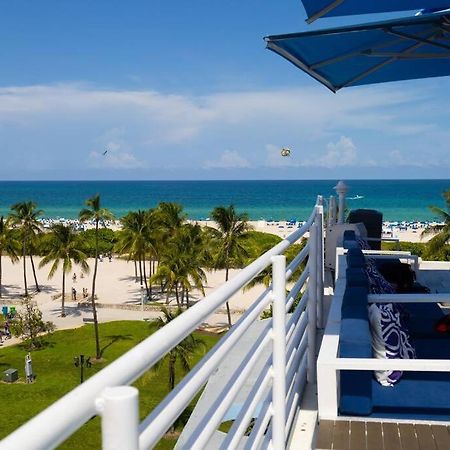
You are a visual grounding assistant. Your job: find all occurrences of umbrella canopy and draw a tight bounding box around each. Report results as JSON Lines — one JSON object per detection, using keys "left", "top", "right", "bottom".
{"left": 266, "top": 11, "right": 450, "bottom": 92}
{"left": 301, "top": 0, "right": 450, "bottom": 23}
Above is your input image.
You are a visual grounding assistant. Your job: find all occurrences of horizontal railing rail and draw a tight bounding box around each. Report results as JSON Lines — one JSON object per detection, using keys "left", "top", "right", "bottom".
{"left": 1, "top": 199, "right": 324, "bottom": 450}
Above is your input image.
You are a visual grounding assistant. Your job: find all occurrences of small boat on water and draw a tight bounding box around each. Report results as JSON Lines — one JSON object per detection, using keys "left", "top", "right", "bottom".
{"left": 348, "top": 194, "right": 364, "bottom": 200}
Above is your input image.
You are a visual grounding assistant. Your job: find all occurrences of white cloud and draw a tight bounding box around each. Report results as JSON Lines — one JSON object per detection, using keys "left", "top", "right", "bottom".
{"left": 203, "top": 150, "right": 250, "bottom": 169}
{"left": 317, "top": 136, "right": 357, "bottom": 168}
{"left": 0, "top": 82, "right": 448, "bottom": 177}
{"left": 88, "top": 129, "right": 144, "bottom": 169}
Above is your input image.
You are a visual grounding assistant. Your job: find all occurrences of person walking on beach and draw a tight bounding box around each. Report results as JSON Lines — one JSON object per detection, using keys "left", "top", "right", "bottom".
{"left": 72, "top": 287, "right": 77, "bottom": 301}
{"left": 72, "top": 273, "right": 77, "bottom": 283}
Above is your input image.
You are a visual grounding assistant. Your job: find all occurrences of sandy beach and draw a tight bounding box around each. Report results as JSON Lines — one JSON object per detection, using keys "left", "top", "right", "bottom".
{"left": 0, "top": 224, "right": 436, "bottom": 348}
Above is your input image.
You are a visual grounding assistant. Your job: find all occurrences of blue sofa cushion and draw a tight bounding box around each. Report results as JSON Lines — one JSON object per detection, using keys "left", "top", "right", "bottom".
{"left": 343, "top": 230, "right": 356, "bottom": 241}
{"left": 402, "top": 303, "right": 446, "bottom": 338}
{"left": 339, "top": 317, "right": 373, "bottom": 416}
{"left": 346, "top": 268, "right": 369, "bottom": 288}
{"left": 372, "top": 371, "right": 450, "bottom": 419}
{"left": 347, "top": 248, "right": 366, "bottom": 268}
{"left": 341, "top": 286, "right": 369, "bottom": 322}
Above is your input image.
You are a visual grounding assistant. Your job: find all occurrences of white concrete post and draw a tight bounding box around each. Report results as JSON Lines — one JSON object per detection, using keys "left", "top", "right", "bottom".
{"left": 271, "top": 255, "right": 287, "bottom": 450}
{"left": 307, "top": 224, "right": 318, "bottom": 383}
{"left": 334, "top": 181, "right": 348, "bottom": 224}
{"left": 328, "top": 196, "right": 337, "bottom": 226}
{"left": 315, "top": 205, "right": 325, "bottom": 329}
{"left": 96, "top": 386, "right": 139, "bottom": 450}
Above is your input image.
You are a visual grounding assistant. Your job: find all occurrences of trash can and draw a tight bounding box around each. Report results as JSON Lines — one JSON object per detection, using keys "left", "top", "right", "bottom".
{"left": 2, "top": 306, "right": 8, "bottom": 317}
{"left": 10, "top": 306, "right": 16, "bottom": 316}
{"left": 3, "top": 368, "right": 18, "bottom": 383}
{"left": 347, "top": 209, "right": 383, "bottom": 250}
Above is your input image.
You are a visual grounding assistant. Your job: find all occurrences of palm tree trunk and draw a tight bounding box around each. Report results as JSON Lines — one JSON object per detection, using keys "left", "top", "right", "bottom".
{"left": 138, "top": 255, "right": 143, "bottom": 287}
{"left": 175, "top": 283, "right": 180, "bottom": 307}
{"left": 142, "top": 255, "right": 150, "bottom": 297}
{"left": 186, "top": 289, "right": 190, "bottom": 308}
{"left": 61, "top": 270, "right": 66, "bottom": 317}
{"left": 169, "top": 354, "right": 176, "bottom": 390}
{"left": 91, "top": 220, "right": 101, "bottom": 359}
{"left": 148, "top": 259, "right": 152, "bottom": 298}
{"left": 134, "top": 259, "right": 138, "bottom": 282}
{"left": 29, "top": 253, "right": 40, "bottom": 292}
{"left": 225, "top": 267, "right": 232, "bottom": 328}
{"left": 23, "top": 238, "right": 28, "bottom": 297}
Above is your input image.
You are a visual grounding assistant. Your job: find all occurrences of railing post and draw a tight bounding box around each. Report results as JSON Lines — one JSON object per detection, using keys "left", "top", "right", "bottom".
{"left": 315, "top": 203, "right": 325, "bottom": 329}
{"left": 334, "top": 180, "right": 348, "bottom": 224}
{"left": 328, "top": 196, "right": 336, "bottom": 226}
{"left": 96, "top": 386, "right": 139, "bottom": 450}
{"left": 307, "top": 224, "right": 318, "bottom": 383}
{"left": 271, "top": 255, "right": 287, "bottom": 450}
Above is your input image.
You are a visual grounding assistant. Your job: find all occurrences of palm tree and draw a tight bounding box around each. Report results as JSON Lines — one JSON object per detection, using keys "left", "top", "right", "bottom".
{"left": 116, "top": 210, "right": 158, "bottom": 298}
{"left": 151, "top": 223, "right": 208, "bottom": 307}
{"left": 39, "top": 224, "right": 90, "bottom": 317}
{"left": 423, "top": 188, "right": 450, "bottom": 258}
{"left": 211, "top": 205, "right": 251, "bottom": 327}
{"left": 0, "top": 216, "right": 20, "bottom": 298}
{"left": 9, "top": 201, "right": 43, "bottom": 296}
{"left": 150, "top": 307, "right": 205, "bottom": 390}
{"left": 79, "top": 194, "right": 114, "bottom": 359}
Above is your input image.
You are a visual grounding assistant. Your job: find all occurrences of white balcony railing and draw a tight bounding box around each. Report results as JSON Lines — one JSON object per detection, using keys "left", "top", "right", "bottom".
{"left": 1, "top": 198, "right": 325, "bottom": 450}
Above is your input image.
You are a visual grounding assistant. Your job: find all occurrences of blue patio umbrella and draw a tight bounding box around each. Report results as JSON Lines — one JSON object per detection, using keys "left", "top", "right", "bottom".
{"left": 265, "top": 10, "right": 450, "bottom": 92}
{"left": 300, "top": 0, "right": 450, "bottom": 23}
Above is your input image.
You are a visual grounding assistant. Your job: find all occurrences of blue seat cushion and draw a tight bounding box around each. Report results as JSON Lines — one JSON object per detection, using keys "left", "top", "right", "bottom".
{"left": 402, "top": 303, "right": 445, "bottom": 338}
{"left": 343, "top": 230, "right": 356, "bottom": 241}
{"left": 413, "top": 338, "right": 450, "bottom": 359}
{"left": 339, "top": 335, "right": 373, "bottom": 416}
{"left": 340, "top": 318, "right": 371, "bottom": 346}
{"left": 372, "top": 371, "right": 450, "bottom": 419}
{"left": 341, "top": 286, "right": 368, "bottom": 320}
{"left": 347, "top": 248, "right": 366, "bottom": 268}
{"left": 346, "top": 267, "right": 368, "bottom": 288}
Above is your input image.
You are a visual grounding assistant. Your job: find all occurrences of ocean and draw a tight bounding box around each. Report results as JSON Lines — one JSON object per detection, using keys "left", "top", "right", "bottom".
{"left": 0, "top": 180, "right": 449, "bottom": 222}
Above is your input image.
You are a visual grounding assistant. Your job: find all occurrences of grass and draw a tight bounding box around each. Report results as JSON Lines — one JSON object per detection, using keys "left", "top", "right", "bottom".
{"left": 0, "top": 321, "right": 220, "bottom": 449}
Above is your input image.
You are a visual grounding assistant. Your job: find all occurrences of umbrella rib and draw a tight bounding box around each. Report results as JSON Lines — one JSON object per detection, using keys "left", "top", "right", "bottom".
{"left": 363, "top": 51, "right": 450, "bottom": 58}
{"left": 338, "top": 32, "right": 438, "bottom": 89}
{"left": 266, "top": 41, "right": 338, "bottom": 92}
{"left": 311, "top": 28, "right": 435, "bottom": 70}
{"left": 306, "top": 0, "right": 345, "bottom": 24}
{"left": 311, "top": 37, "right": 407, "bottom": 69}
{"left": 386, "top": 27, "right": 450, "bottom": 51}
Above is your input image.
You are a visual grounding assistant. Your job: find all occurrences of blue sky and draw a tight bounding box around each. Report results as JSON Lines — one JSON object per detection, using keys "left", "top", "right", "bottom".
{"left": 0, "top": 0, "right": 449, "bottom": 180}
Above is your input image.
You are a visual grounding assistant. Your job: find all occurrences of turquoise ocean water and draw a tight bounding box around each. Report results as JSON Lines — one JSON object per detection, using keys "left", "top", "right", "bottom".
{"left": 0, "top": 180, "right": 449, "bottom": 221}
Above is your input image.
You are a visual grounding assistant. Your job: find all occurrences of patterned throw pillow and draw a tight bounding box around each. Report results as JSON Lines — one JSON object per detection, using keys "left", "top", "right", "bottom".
{"left": 355, "top": 234, "right": 416, "bottom": 385}
{"left": 368, "top": 303, "right": 416, "bottom": 386}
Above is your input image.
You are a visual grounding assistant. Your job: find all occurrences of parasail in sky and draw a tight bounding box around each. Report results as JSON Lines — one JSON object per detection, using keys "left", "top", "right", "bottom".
{"left": 280, "top": 147, "right": 291, "bottom": 157}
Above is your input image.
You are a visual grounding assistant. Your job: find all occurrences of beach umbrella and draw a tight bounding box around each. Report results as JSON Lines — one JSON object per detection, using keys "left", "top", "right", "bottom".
{"left": 265, "top": 10, "right": 450, "bottom": 92}
{"left": 300, "top": 0, "right": 450, "bottom": 23}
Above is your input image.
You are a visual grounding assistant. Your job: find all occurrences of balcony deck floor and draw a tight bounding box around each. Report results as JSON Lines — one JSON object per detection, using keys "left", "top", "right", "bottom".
{"left": 317, "top": 419, "right": 450, "bottom": 450}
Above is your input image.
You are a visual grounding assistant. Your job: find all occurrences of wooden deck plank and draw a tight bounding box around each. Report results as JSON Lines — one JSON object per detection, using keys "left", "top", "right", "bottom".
{"left": 431, "top": 425, "right": 450, "bottom": 450}
{"left": 382, "top": 422, "right": 401, "bottom": 450}
{"left": 366, "top": 422, "right": 382, "bottom": 450}
{"left": 415, "top": 424, "right": 437, "bottom": 450}
{"left": 398, "top": 423, "right": 420, "bottom": 450}
{"left": 316, "top": 420, "right": 334, "bottom": 450}
{"left": 349, "top": 421, "right": 366, "bottom": 450}
{"left": 332, "top": 420, "right": 350, "bottom": 449}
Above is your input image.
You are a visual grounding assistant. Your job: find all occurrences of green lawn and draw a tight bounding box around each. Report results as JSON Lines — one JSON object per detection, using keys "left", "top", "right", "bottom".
{"left": 0, "top": 321, "right": 220, "bottom": 449}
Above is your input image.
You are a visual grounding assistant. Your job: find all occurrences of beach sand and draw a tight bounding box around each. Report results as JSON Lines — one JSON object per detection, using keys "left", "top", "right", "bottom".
{"left": 0, "top": 225, "right": 435, "bottom": 347}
